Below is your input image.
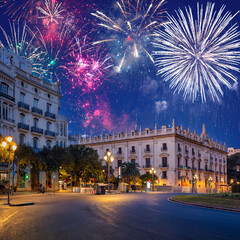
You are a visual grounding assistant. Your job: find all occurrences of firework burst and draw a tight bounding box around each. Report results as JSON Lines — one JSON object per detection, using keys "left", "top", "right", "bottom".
{"left": 0, "top": 0, "right": 42, "bottom": 21}
{"left": 92, "top": 0, "right": 166, "bottom": 72}
{"left": 37, "top": 0, "right": 64, "bottom": 25}
{"left": 0, "top": 21, "right": 47, "bottom": 77}
{"left": 153, "top": 2, "right": 240, "bottom": 102}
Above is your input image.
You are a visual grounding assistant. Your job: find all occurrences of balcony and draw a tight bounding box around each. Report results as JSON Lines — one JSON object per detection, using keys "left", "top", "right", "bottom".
{"left": 198, "top": 153, "right": 201, "bottom": 158}
{"left": 177, "top": 164, "right": 183, "bottom": 168}
{"left": 45, "top": 130, "right": 56, "bottom": 137}
{"left": 192, "top": 167, "right": 197, "bottom": 171}
{"left": 210, "top": 157, "right": 213, "bottom": 161}
{"left": 2, "top": 117, "right": 14, "bottom": 123}
{"left": 161, "top": 147, "right": 168, "bottom": 152}
{"left": 45, "top": 111, "right": 56, "bottom": 119}
{"left": 144, "top": 149, "right": 151, "bottom": 153}
{"left": 159, "top": 164, "right": 169, "bottom": 168}
{"left": 184, "top": 166, "right": 191, "bottom": 170}
{"left": 130, "top": 150, "right": 136, "bottom": 154}
{"left": 18, "top": 101, "right": 29, "bottom": 111}
{"left": 198, "top": 168, "right": 203, "bottom": 172}
{"left": 117, "top": 151, "right": 122, "bottom": 155}
{"left": 185, "top": 150, "right": 189, "bottom": 154}
{"left": 143, "top": 165, "right": 152, "bottom": 169}
{"left": 0, "top": 92, "right": 15, "bottom": 102}
{"left": 192, "top": 152, "right": 195, "bottom": 156}
{"left": 18, "top": 122, "right": 29, "bottom": 131}
{"left": 32, "top": 107, "right": 43, "bottom": 115}
{"left": 208, "top": 170, "right": 214, "bottom": 173}
{"left": 178, "top": 148, "right": 181, "bottom": 152}
{"left": 31, "top": 126, "right": 43, "bottom": 134}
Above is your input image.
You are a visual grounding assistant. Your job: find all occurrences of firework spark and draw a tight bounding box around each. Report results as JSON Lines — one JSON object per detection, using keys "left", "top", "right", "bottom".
{"left": 0, "top": 0, "right": 41, "bottom": 21}
{"left": 37, "top": 0, "right": 64, "bottom": 25}
{"left": 92, "top": 0, "right": 166, "bottom": 72}
{"left": 0, "top": 21, "right": 47, "bottom": 77}
{"left": 153, "top": 3, "right": 240, "bottom": 102}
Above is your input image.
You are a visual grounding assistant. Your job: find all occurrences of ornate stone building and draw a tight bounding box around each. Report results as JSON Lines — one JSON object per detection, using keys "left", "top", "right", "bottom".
{"left": 79, "top": 121, "right": 227, "bottom": 192}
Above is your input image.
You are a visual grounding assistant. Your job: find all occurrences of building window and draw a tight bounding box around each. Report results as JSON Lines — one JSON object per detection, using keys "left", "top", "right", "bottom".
{"left": 33, "top": 137, "right": 39, "bottom": 149}
{"left": 162, "top": 143, "right": 167, "bottom": 150}
{"left": 216, "top": 176, "right": 218, "bottom": 182}
{"left": 198, "top": 162, "right": 201, "bottom": 170}
{"left": 185, "top": 159, "right": 188, "bottom": 167}
{"left": 192, "top": 148, "right": 195, "bottom": 155}
{"left": 46, "top": 122, "right": 51, "bottom": 131}
{"left": 33, "top": 118, "right": 38, "bottom": 128}
{"left": 19, "top": 134, "right": 25, "bottom": 145}
{"left": 118, "top": 160, "right": 122, "bottom": 167}
{"left": 131, "top": 159, "right": 135, "bottom": 163}
{"left": 118, "top": 147, "right": 122, "bottom": 154}
{"left": 178, "top": 171, "right": 181, "bottom": 180}
{"left": 162, "top": 157, "right": 168, "bottom": 167}
{"left": 20, "top": 92, "right": 25, "bottom": 103}
{"left": 46, "top": 103, "right": 51, "bottom": 112}
{"left": 146, "top": 129, "right": 149, "bottom": 134}
{"left": 205, "top": 164, "right": 208, "bottom": 171}
{"left": 33, "top": 98, "right": 39, "bottom": 108}
{"left": 162, "top": 171, "right": 167, "bottom": 179}
{"left": 192, "top": 161, "right": 194, "bottom": 169}
{"left": 131, "top": 146, "right": 135, "bottom": 153}
{"left": 178, "top": 157, "right": 181, "bottom": 167}
{"left": 146, "top": 158, "right": 151, "bottom": 168}
{"left": 0, "top": 82, "right": 9, "bottom": 95}
{"left": 146, "top": 144, "right": 150, "bottom": 151}
{"left": 20, "top": 113, "right": 25, "bottom": 124}
{"left": 46, "top": 140, "right": 52, "bottom": 149}
{"left": 178, "top": 143, "right": 181, "bottom": 151}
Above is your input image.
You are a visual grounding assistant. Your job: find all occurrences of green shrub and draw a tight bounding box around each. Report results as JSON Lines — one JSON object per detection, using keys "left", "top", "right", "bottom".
{"left": 231, "top": 184, "right": 240, "bottom": 193}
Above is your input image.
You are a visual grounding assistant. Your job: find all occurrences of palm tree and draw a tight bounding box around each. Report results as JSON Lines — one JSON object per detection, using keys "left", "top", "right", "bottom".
{"left": 121, "top": 162, "right": 140, "bottom": 185}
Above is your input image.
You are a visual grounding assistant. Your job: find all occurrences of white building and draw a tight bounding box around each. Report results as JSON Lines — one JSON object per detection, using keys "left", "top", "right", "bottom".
{"left": 0, "top": 47, "right": 68, "bottom": 190}
{"left": 79, "top": 121, "right": 227, "bottom": 192}
{"left": 227, "top": 147, "right": 240, "bottom": 156}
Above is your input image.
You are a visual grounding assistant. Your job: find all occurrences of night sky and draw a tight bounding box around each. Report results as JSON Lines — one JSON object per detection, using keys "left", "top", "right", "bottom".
{"left": 0, "top": 0, "right": 240, "bottom": 148}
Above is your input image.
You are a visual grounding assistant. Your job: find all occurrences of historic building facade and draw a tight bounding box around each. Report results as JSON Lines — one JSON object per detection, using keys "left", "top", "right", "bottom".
{"left": 0, "top": 47, "right": 68, "bottom": 190}
{"left": 79, "top": 121, "right": 227, "bottom": 192}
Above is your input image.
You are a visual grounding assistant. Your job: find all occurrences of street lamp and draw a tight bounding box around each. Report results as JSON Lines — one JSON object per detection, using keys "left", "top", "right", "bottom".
{"left": 104, "top": 151, "right": 114, "bottom": 193}
{"left": 2, "top": 136, "right": 17, "bottom": 205}
{"left": 150, "top": 167, "right": 156, "bottom": 191}
{"left": 220, "top": 177, "right": 224, "bottom": 192}
{"left": 193, "top": 174, "right": 198, "bottom": 193}
{"left": 208, "top": 176, "right": 213, "bottom": 193}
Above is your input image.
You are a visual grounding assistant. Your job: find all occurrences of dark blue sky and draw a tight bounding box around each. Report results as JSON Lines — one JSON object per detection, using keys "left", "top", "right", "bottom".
{"left": 0, "top": 0, "right": 240, "bottom": 148}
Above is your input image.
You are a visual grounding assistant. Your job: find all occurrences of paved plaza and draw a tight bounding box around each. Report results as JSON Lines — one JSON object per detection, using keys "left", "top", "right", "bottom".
{"left": 0, "top": 192, "right": 240, "bottom": 240}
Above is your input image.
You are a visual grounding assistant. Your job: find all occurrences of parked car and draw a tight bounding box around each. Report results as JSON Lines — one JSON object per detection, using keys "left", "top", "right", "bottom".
{"left": 0, "top": 185, "right": 7, "bottom": 194}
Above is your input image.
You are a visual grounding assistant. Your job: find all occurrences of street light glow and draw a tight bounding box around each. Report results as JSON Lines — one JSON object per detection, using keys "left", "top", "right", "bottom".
{"left": 6, "top": 136, "right": 13, "bottom": 143}
{"left": 2, "top": 141, "right": 7, "bottom": 148}
{"left": 12, "top": 145, "right": 17, "bottom": 151}
{"left": 107, "top": 151, "right": 111, "bottom": 157}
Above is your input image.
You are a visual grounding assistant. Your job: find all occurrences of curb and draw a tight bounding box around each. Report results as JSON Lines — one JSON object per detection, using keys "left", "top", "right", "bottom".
{"left": 9, "top": 202, "right": 35, "bottom": 207}
{"left": 168, "top": 198, "right": 240, "bottom": 213}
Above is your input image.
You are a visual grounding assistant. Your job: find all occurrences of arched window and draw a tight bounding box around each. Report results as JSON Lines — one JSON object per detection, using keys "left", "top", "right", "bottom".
{"left": 46, "top": 140, "right": 52, "bottom": 149}
{"left": 1, "top": 82, "right": 9, "bottom": 95}
{"left": 19, "top": 134, "right": 25, "bottom": 145}
{"left": 20, "top": 113, "right": 25, "bottom": 124}
{"left": 33, "top": 137, "right": 39, "bottom": 149}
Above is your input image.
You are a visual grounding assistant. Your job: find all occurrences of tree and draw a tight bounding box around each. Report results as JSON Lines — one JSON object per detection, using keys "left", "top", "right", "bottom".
{"left": 39, "top": 146, "right": 65, "bottom": 191}
{"left": 121, "top": 162, "right": 140, "bottom": 185}
{"left": 63, "top": 145, "right": 103, "bottom": 187}
{"left": 139, "top": 173, "right": 158, "bottom": 189}
{"left": 15, "top": 145, "right": 44, "bottom": 191}
{"left": 227, "top": 153, "right": 240, "bottom": 183}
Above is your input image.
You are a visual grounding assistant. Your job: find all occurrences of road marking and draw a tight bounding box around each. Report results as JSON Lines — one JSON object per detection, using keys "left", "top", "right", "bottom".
{"left": 0, "top": 211, "right": 18, "bottom": 230}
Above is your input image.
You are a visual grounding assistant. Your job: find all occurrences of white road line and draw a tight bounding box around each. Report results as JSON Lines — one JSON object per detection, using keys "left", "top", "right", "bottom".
{"left": 0, "top": 211, "right": 18, "bottom": 230}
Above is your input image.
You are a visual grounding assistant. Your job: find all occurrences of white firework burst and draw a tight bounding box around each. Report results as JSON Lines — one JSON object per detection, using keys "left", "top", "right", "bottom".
{"left": 37, "top": 0, "right": 64, "bottom": 25}
{"left": 153, "top": 2, "right": 240, "bottom": 102}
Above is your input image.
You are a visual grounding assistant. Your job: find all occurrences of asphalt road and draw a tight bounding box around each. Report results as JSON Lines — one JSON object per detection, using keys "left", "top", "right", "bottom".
{"left": 0, "top": 192, "right": 239, "bottom": 240}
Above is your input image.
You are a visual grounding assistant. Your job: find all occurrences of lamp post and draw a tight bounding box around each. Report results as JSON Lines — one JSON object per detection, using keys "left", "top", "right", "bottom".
{"left": 193, "top": 174, "right": 198, "bottom": 193}
{"left": 104, "top": 151, "right": 114, "bottom": 193}
{"left": 150, "top": 167, "right": 156, "bottom": 191}
{"left": 220, "top": 177, "right": 224, "bottom": 192}
{"left": 208, "top": 176, "right": 213, "bottom": 193}
{"left": 2, "top": 136, "right": 17, "bottom": 205}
